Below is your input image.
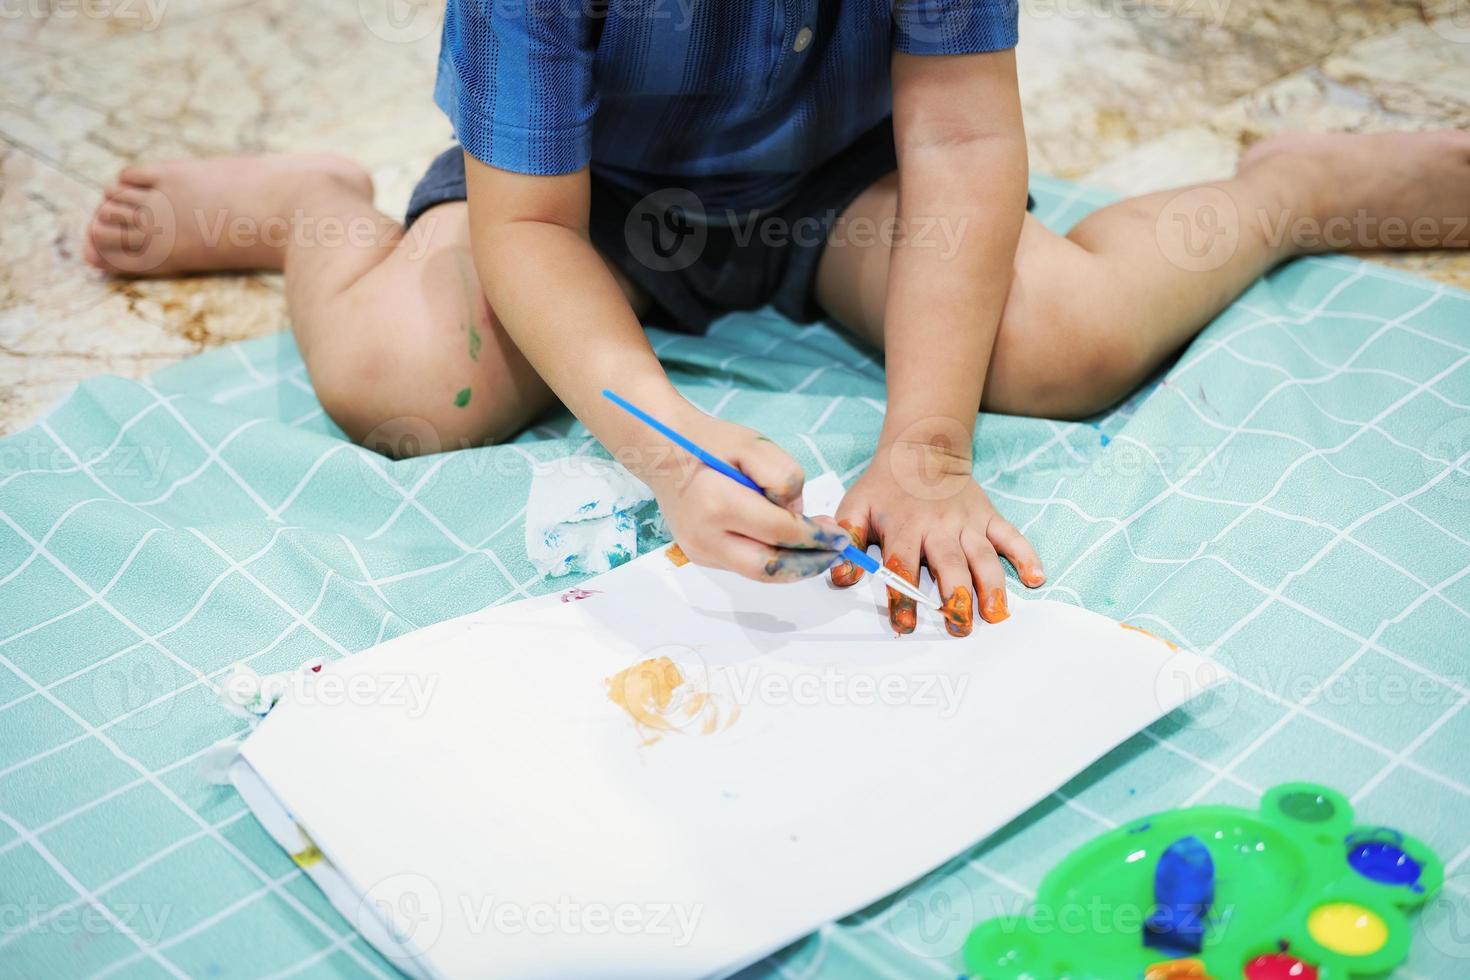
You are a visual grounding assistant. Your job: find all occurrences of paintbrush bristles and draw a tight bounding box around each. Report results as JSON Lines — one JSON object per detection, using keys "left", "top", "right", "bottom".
{"left": 877, "top": 569, "right": 941, "bottom": 610}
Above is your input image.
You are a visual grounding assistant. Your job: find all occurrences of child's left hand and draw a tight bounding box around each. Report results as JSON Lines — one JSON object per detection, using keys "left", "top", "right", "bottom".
{"left": 829, "top": 440, "right": 1045, "bottom": 636}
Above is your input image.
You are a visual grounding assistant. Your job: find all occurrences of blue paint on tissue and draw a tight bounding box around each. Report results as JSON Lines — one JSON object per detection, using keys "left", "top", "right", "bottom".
{"left": 525, "top": 456, "right": 664, "bottom": 577}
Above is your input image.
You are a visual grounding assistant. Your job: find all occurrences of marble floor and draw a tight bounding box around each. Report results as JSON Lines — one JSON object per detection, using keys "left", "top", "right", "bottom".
{"left": 2, "top": 0, "right": 1468, "bottom": 434}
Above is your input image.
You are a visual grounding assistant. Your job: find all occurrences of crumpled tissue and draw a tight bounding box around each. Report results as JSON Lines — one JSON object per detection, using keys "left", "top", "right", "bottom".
{"left": 526, "top": 455, "right": 665, "bottom": 577}
{"left": 198, "top": 658, "right": 325, "bottom": 784}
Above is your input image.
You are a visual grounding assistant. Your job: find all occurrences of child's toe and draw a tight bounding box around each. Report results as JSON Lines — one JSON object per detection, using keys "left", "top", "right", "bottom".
{"left": 117, "top": 163, "right": 161, "bottom": 187}
{"left": 95, "top": 199, "right": 138, "bottom": 228}
{"left": 81, "top": 231, "right": 102, "bottom": 268}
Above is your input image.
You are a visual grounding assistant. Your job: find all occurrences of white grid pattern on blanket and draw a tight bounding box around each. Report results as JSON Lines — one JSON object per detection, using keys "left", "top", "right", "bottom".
{"left": 0, "top": 176, "right": 1467, "bottom": 978}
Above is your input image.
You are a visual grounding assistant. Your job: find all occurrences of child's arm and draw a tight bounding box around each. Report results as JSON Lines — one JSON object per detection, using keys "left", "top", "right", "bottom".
{"left": 464, "top": 159, "right": 850, "bottom": 582}
{"left": 833, "top": 49, "right": 1044, "bottom": 633}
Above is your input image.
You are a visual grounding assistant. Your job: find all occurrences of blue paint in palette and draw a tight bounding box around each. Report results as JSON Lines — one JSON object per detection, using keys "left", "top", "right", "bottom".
{"left": 1348, "top": 839, "right": 1424, "bottom": 890}
{"left": 1143, "top": 834, "right": 1214, "bottom": 955}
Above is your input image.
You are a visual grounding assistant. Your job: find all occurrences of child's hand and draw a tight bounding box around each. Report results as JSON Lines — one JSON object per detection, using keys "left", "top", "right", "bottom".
{"left": 830, "top": 440, "right": 1045, "bottom": 636}
{"left": 643, "top": 418, "right": 851, "bottom": 582}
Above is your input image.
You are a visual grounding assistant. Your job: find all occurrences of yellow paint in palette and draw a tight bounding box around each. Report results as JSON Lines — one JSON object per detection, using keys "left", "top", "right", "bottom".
{"left": 605, "top": 654, "right": 738, "bottom": 746}
{"left": 1307, "top": 900, "right": 1389, "bottom": 956}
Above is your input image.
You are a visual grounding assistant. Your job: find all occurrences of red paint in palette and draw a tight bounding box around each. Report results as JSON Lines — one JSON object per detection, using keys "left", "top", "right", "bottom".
{"left": 1243, "top": 952, "right": 1318, "bottom": 980}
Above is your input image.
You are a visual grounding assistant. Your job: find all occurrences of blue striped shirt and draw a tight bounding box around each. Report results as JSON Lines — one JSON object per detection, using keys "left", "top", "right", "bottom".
{"left": 434, "top": 0, "right": 1019, "bottom": 209}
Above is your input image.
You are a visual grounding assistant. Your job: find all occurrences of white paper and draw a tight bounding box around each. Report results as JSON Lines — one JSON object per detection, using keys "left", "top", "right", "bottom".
{"left": 235, "top": 474, "right": 1219, "bottom": 979}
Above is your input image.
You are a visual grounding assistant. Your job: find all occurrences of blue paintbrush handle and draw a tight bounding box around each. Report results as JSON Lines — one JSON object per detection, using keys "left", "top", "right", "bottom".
{"left": 841, "top": 544, "right": 879, "bottom": 574}
{"left": 601, "top": 389, "right": 765, "bottom": 494}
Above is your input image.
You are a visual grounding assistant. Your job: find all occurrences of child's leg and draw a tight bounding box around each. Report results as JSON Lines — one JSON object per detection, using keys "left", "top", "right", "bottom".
{"left": 86, "top": 155, "right": 643, "bottom": 454}
{"left": 816, "top": 131, "right": 1470, "bottom": 419}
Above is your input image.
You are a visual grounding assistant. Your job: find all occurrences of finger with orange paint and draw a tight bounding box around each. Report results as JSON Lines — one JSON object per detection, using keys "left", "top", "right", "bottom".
{"left": 961, "top": 524, "right": 1009, "bottom": 624}
{"left": 884, "top": 556, "right": 919, "bottom": 634}
{"left": 925, "top": 537, "right": 973, "bottom": 637}
{"left": 940, "top": 585, "right": 974, "bottom": 636}
{"left": 881, "top": 529, "right": 922, "bottom": 634}
{"left": 829, "top": 518, "right": 868, "bottom": 587}
{"left": 988, "top": 514, "right": 1045, "bottom": 588}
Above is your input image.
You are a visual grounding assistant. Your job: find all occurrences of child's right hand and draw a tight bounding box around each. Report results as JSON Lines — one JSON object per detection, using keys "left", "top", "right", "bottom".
{"left": 640, "top": 417, "right": 851, "bottom": 583}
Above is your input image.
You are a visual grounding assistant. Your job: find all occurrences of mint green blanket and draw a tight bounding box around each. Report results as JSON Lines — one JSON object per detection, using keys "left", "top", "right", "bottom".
{"left": 1, "top": 176, "right": 1467, "bottom": 978}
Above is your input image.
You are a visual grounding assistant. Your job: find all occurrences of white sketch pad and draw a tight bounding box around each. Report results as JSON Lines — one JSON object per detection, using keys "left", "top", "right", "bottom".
{"left": 233, "top": 474, "right": 1220, "bottom": 979}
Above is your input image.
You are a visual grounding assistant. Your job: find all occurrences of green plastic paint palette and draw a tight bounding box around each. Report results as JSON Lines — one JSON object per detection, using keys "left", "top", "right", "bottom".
{"left": 962, "top": 782, "right": 1443, "bottom": 979}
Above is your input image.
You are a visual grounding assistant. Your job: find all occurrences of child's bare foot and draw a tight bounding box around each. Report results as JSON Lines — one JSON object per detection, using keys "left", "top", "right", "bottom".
{"left": 84, "top": 154, "right": 374, "bottom": 277}
{"left": 1238, "top": 130, "right": 1470, "bottom": 254}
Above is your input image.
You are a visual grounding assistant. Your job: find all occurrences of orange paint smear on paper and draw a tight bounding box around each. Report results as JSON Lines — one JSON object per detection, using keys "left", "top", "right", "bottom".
{"left": 605, "top": 656, "right": 739, "bottom": 746}
{"left": 1120, "top": 622, "right": 1178, "bottom": 651}
{"left": 665, "top": 543, "right": 690, "bottom": 567}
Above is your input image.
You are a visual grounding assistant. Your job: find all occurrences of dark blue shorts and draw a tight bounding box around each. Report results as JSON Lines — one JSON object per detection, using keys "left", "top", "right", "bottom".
{"left": 407, "top": 120, "right": 1031, "bottom": 335}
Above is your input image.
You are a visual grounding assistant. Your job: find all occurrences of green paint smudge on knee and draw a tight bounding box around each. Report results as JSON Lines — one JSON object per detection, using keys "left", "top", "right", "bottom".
{"left": 454, "top": 251, "right": 483, "bottom": 362}
{"left": 453, "top": 387, "right": 472, "bottom": 408}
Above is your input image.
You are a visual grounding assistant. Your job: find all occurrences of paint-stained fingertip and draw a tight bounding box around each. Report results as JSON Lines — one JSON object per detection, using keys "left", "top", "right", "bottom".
{"left": 829, "top": 519, "right": 866, "bottom": 586}
{"left": 804, "top": 517, "right": 853, "bottom": 553}
{"left": 887, "top": 599, "right": 918, "bottom": 635}
{"left": 765, "top": 548, "right": 847, "bottom": 582}
{"left": 764, "top": 486, "right": 804, "bottom": 513}
{"left": 979, "top": 587, "right": 1010, "bottom": 624}
{"left": 940, "top": 586, "right": 973, "bottom": 637}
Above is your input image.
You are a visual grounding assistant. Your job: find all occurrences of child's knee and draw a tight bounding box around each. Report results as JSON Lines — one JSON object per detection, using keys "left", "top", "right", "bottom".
{"left": 309, "top": 349, "right": 490, "bottom": 456}
{"left": 993, "top": 295, "right": 1150, "bottom": 420}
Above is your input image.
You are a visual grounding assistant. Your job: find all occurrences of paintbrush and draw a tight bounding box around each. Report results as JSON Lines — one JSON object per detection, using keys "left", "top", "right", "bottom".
{"left": 602, "top": 389, "right": 940, "bottom": 610}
